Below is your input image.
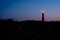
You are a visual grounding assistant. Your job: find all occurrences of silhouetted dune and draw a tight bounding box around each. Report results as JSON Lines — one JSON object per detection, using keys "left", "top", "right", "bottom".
{"left": 0, "top": 19, "right": 60, "bottom": 40}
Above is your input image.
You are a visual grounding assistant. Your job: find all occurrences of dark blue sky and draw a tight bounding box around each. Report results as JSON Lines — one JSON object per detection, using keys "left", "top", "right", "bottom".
{"left": 0, "top": 0, "right": 60, "bottom": 21}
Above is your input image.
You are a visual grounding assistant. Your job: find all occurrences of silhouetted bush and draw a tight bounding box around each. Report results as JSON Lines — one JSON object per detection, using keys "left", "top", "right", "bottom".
{"left": 0, "top": 19, "right": 60, "bottom": 40}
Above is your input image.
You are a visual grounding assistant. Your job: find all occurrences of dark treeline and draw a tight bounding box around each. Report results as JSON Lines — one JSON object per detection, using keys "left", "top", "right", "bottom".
{"left": 0, "top": 19, "right": 60, "bottom": 40}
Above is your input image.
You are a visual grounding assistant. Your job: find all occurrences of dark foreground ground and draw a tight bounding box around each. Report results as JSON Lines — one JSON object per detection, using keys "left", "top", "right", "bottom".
{"left": 0, "top": 19, "right": 60, "bottom": 40}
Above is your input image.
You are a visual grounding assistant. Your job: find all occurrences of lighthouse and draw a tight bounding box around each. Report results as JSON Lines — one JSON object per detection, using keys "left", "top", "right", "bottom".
{"left": 42, "top": 11, "right": 44, "bottom": 22}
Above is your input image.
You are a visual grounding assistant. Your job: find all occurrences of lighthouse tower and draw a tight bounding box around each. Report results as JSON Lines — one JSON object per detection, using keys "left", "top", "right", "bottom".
{"left": 42, "top": 11, "right": 44, "bottom": 22}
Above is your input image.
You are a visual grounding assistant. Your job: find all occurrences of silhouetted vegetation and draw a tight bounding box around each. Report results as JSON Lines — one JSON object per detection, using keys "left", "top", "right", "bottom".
{"left": 0, "top": 19, "right": 60, "bottom": 40}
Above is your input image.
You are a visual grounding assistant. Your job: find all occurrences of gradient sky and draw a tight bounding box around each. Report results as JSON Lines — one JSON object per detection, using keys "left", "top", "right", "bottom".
{"left": 0, "top": 0, "right": 60, "bottom": 21}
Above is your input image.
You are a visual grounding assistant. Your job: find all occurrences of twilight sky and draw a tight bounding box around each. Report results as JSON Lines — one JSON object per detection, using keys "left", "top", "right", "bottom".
{"left": 0, "top": 0, "right": 60, "bottom": 21}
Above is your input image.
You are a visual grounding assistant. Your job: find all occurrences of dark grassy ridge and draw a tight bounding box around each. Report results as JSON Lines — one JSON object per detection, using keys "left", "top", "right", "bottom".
{"left": 0, "top": 19, "right": 60, "bottom": 40}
